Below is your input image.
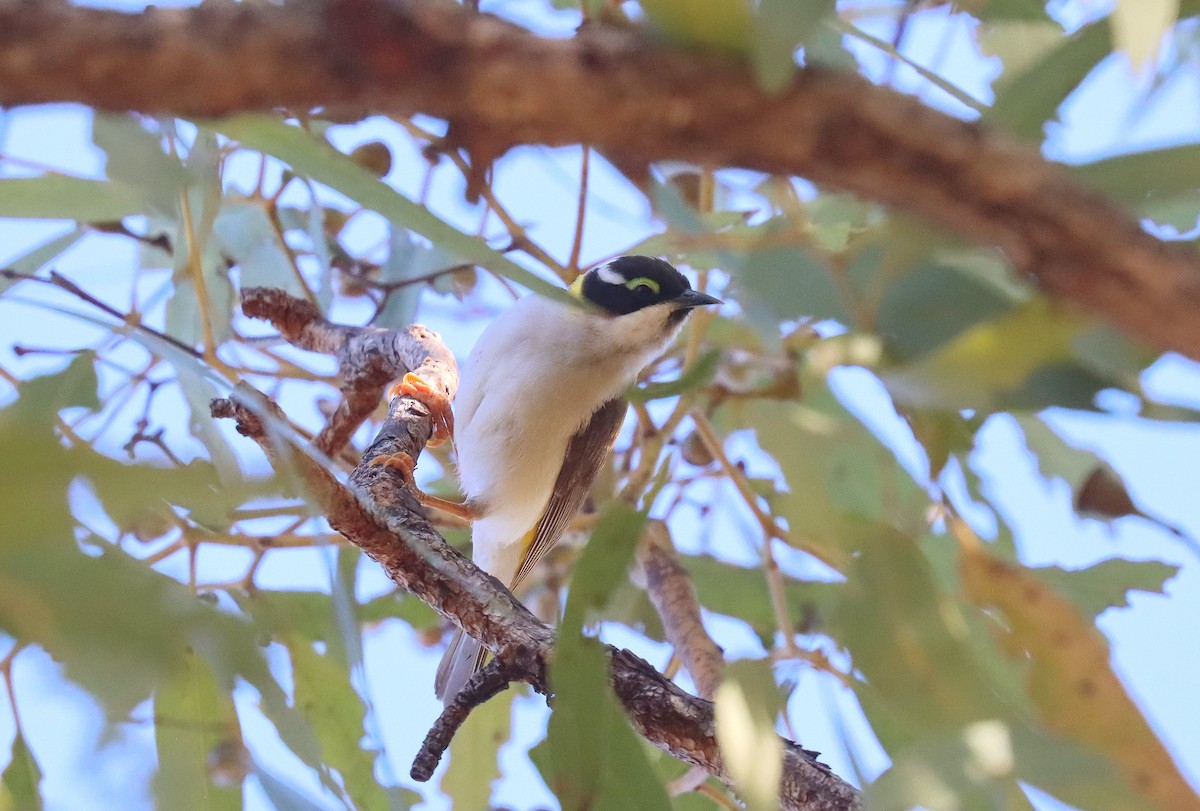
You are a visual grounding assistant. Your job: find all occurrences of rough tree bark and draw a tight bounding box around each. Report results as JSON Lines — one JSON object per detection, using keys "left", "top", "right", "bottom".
{"left": 212, "top": 288, "right": 861, "bottom": 811}
{"left": 1, "top": 1, "right": 1199, "bottom": 360}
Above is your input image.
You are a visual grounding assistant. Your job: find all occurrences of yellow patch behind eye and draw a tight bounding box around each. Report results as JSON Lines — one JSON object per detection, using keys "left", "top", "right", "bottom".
{"left": 625, "top": 276, "right": 660, "bottom": 294}
{"left": 569, "top": 274, "right": 586, "bottom": 298}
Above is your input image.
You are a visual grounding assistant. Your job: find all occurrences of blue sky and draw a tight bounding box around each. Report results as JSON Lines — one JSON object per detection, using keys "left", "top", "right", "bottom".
{"left": 1, "top": 2, "right": 1199, "bottom": 810}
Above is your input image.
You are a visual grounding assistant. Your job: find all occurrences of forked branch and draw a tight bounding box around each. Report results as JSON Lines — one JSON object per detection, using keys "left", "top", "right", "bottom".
{"left": 211, "top": 289, "right": 861, "bottom": 811}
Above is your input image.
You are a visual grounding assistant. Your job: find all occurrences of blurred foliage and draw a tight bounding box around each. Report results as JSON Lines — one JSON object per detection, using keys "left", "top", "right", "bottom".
{"left": 1, "top": 1, "right": 1199, "bottom": 810}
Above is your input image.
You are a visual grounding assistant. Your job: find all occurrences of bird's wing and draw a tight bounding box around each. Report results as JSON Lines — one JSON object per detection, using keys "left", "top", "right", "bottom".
{"left": 509, "top": 397, "right": 626, "bottom": 591}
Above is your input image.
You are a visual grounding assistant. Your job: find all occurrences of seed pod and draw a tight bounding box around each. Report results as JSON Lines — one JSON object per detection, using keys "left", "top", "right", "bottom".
{"left": 350, "top": 141, "right": 393, "bottom": 178}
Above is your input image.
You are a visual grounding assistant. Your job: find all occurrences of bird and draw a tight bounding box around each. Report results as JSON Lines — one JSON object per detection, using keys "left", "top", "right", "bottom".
{"left": 422, "top": 255, "right": 720, "bottom": 703}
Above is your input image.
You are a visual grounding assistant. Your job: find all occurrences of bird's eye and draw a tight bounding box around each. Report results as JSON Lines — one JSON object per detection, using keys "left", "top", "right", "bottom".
{"left": 625, "top": 276, "right": 660, "bottom": 298}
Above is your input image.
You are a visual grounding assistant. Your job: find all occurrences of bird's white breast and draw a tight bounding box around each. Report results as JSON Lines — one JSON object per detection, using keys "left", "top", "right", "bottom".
{"left": 453, "top": 294, "right": 677, "bottom": 583}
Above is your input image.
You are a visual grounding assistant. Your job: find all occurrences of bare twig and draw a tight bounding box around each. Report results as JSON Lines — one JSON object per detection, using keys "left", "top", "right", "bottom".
{"left": 410, "top": 657, "right": 520, "bottom": 782}
{"left": 0, "top": 269, "right": 200, "bottom": 357}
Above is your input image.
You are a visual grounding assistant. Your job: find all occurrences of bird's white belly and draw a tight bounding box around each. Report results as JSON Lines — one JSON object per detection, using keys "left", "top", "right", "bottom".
{"left": 457, "top": 365, "right": 591, "bottom": 544}
{"left": 450, "top": 295, "right": 672, "bottom": 583}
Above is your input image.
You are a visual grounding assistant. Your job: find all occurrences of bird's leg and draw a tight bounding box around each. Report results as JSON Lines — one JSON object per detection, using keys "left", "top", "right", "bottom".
{"left": 368, "top": 453, "right": 478, "bottom": 521}
{"left": 389, "top": 372, "right": 454, "bottom": 446}
{"left": 419, "top": 493, "right": 478, "bottom": 522}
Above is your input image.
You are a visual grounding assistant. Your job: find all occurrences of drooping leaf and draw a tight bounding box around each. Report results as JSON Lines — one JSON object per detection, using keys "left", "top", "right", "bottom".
{"left": 442, "top": 688, "right": 514, "bottom": 809}
{"left": 215, "top": 116, "right": 568, "bottom": 303}
{"left": 376, "top": 229, "right": 457, "bottom": 329}
{"left": 714, "top": 659, "right": 783, "bottom": 811}
{"left": 875, "top": 258, "right": 1017, "bottom": 359}
{"left": 533, "top": 506, "right": 671, "bottom": 811}
{"left": 1110, "top": 0, "right": 1178, "bottom": 70}
{"left": 253, "top": 765, "right": 331, "bottom": 811}
{"left": 988, "top": 18, "right": 1111, "bottom": 140}
{"left": 978, "top": 20, "right": 1066, "bottom": 82}
{"left": 0, "top": 227, "right": 87, "bottom": 296}
{"left": 0, "top": 177, "right": 145, "bottom": 220}
{"left": 745, "top": 386, "right": 928, "bottom": 560}
{"left": 868, "top": 721, "right": 1028, "bottom": 811}
{"left": 735, "top": 244, "right": 848, "bottom": 330}
{"left": 1074, "top": 144, "right": 1200, "bottom": 230}
{"left": 957, "top": 535, "right": 1198, "bottom": 811}
{"left": 1031, "top": 558, "right": 1178, "bottom": 617}
{"left": 638, "top": 0, "right": 753, "bottom": 52}
{"left": 283, "top": 635, "right": 392, "bottom": 811}
{"left": 826, "top": 528, "right": 1028, "bottom": 751}
{"left": 964, "top": 0, "right": 1055, "bottom": 22}
{"left": 0, "top": 359, "right": 273, "bottom": 719}
{"left": 680, "top": 554, "right": 839, "bottom": 640}
{"left": 881, "top": 300, "right": 1106, "bottom": 412}
{"left": 751, "top": 0, "right": 834, "bottom": 92}
{"left": 627, "top": 349, "right": 721, "bottom": 403}
{"left": 153, "top": 651, "right": 245, "bottom": 811}
{"left": 214, "top": 199, "right": 309, "bottom": 298}
{"left": 239, "top": 586, "right": 417, "bottom": 810}
{"left": 92, "top": 114, "right": 189, "bottom": 215}
{"left": 0, "top": 732, "right": 43, "bottom": 811}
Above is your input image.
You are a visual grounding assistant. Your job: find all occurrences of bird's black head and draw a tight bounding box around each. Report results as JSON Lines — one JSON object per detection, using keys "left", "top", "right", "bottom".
{"left": 574, "top": 256, "right": 720, "bottom": 316}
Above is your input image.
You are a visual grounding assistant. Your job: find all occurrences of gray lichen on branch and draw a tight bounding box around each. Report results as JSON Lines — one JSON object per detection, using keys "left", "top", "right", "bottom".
{"left": 210, "top": 288, "right": 861, "bottom": 811}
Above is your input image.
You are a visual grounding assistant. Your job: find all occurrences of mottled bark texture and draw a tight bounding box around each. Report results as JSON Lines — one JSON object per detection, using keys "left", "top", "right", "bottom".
{"left": 2, "top": 1, "right": 1200, "bottom": 360}
{"left": 212, "top": 289, "right": 862, "bottom": 811}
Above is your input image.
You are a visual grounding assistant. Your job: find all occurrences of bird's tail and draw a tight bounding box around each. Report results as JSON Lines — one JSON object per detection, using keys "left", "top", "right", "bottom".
{"left": 434, "top": 628, "right": 487, "bottom": 703}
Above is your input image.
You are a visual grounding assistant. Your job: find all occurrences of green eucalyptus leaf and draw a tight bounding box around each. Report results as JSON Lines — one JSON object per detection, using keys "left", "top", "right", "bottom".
{"left": 442, "top": 689, "right": 514, "bottom": 810}
{"left": 988, "top": 18, "right": 1111, "bottom": 140}
{"left": 0, "top": 733, "right": 43, "bottom": 811}
{"left": 215, "top": 116, "right": 568, "bottom": 303}
{"left": 1032, "top": 558, "right": 1178, "bottom": 617}
{"left": 881, "top": 300, "right": 1106, "bottom": 412}
{"left": 0, "top": 177, "right": 145, "bottom": 220}
{"left": 533, "top": 506, "right": 671, "bottom": 811}
{"left": 681, "top": 554, "right": 838, "bottom": 639}
{"left": 153, "top": 652, "right": 244, "bottom": 811}
{"left": 735, "top": 244, "right": 848, "bottom": 330}
{"left": 627, "top": 349, "right": 721, "bottom": 403}
{"left": 283, "top": 635, "right": 392, "bottom": 811}
{"left": 827, "top": 529, "right": 1029, "bottom": 750}
{"left": 215, "top": 199, "right": 308, "bottom": 297}
{"left": 92, "top": 114, "right": 188, "bottom": 215}
{"left": 639, "top": 0, "right": 752, "bottom": 52}
{"left": 714, "top": 659, "right": 784, "bottom": 811}
{"left": 376, "top": 229, "right": 458, "bottom": 328}
{"left": 752, "top": 0, "right": 834, "bottom": 93}
{"left": 745, "top": 387, "right": 929, "bottom": 554}
{"left": 978, "top": 21, "right": 1065, "bottom": 82}
{"left": 1074, "top": 144, "right": 1200, "bottom": 229}
{"left": 0, "top": 227, "right": 87, "bottom": 294}
{"left": 875, "top": 260, "right": 1017, "bottom": 359}
{"left": 254, "top": 766, "right": 331, "bottom": 811}
{"left": 868, "top": 721, "right": 1027, "bottom": 811}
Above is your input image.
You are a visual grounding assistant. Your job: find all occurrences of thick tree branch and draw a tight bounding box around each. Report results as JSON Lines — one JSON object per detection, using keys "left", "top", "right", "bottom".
{"left": 210, "top": 290, "right": 861, "bottom": 811}
{"left": 2, "top": 1, "right": 1199, "bottom": 360}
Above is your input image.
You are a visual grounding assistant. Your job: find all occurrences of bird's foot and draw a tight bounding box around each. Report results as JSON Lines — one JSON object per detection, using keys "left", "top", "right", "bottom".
{"left": 369, "top": 451, "right": 419, "bottom": 484}
{"left": 367, "top": 453, "right": 477, "bottom": 520}
{"left": 388, "top": 372, "right": 454, "bottom": 446}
